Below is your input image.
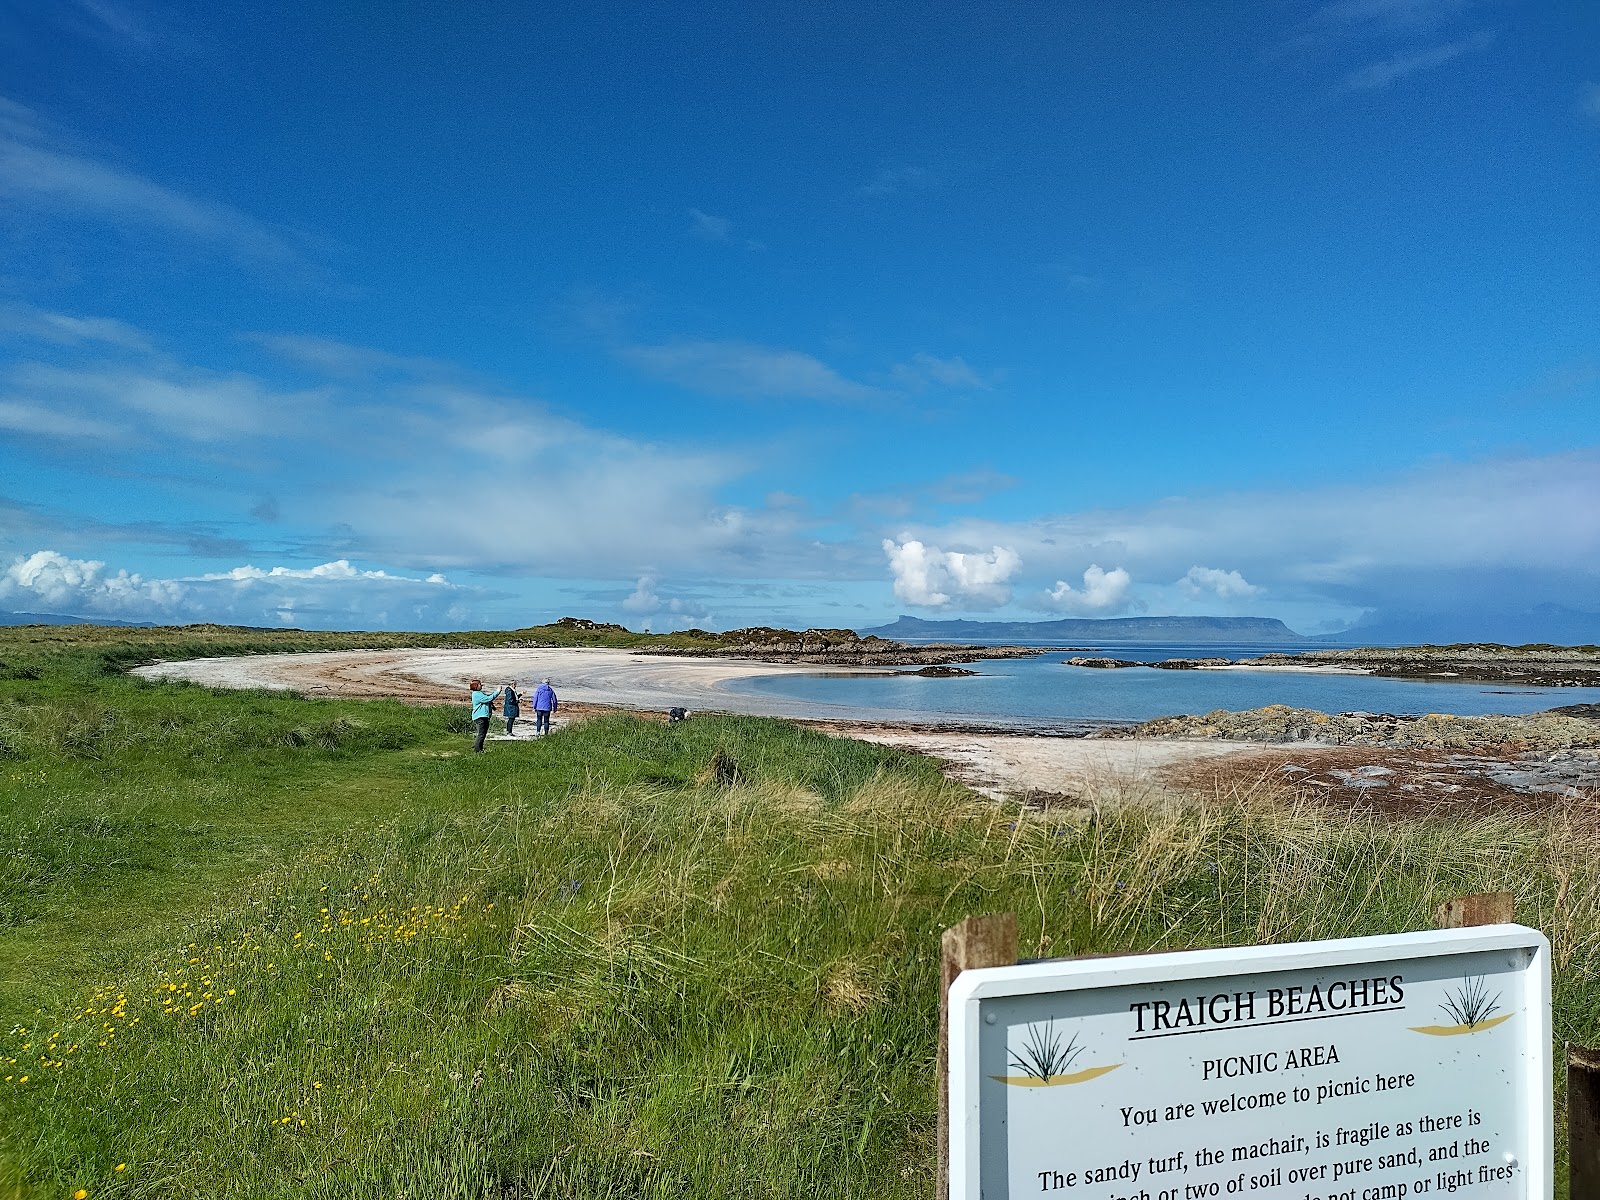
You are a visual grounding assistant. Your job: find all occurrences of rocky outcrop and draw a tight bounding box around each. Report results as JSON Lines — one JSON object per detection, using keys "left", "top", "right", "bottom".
{"left": 1096, "top": 704, "right": 1600, "bottom": 751}
{"left": 639, "top": 627, "right": 1044, "bottom": 667}
{"left": 1186, "top": 645, "right": 1600, "bottom": 687}
{"left": 1064, "top": 657, "right": 1143, "bottom": 669}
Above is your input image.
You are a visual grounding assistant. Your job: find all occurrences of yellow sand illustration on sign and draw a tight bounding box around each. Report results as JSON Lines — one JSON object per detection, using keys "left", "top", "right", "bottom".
{"left": 992, "top": 1063, "right": 1122, "bottom": 1087}
{"left": 1410, "top": 1012, "right": 1513, "bottom": 1037}
{"left": 1410, "top": 976, "right": 1510, "bottom": 1037}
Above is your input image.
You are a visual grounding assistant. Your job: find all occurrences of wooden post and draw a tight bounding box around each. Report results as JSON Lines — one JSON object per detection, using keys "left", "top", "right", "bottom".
{"left": 1435, "top": 891, "right": 1514, "bottom": 929}
{"left": 938, "top": 913, "right": 1017, "bottom": 1200}
{"left": 1569, "top": 1044, "right": 1600, "bottom": 1200}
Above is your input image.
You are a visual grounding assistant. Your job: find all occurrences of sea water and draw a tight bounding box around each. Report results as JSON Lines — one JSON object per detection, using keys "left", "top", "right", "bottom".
{"left": 719, "top": 642, "right": 1600, "bottom": 730}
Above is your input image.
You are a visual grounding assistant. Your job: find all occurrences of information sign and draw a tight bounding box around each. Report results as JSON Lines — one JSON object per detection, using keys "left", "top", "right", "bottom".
{"left": 949, "top": 926, "right": 1550, "bottom": 1200}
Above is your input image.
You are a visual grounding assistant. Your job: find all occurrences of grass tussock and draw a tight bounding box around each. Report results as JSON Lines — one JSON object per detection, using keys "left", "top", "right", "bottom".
{"left": 0, "top": 628, "right": 1596, "bottom": 1197}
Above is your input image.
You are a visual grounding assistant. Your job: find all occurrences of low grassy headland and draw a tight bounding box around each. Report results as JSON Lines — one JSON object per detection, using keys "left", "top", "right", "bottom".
{"left": 1, "top": 629, "right": 1598, "bottom": 1197}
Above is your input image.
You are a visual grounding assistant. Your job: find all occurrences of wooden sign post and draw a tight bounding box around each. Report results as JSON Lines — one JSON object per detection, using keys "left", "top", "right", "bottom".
{"left": 939, "top": 914, "right": 1017, "bottom": 1200}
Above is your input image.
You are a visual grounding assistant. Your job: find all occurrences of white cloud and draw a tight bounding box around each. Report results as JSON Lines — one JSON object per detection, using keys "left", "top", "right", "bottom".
{"left": 0, "top": 550, "right": 184, "bottom": 616}
{"left": 0, "top": 400, "right": 122, "bottom": 440}
{"left": 619, "top": 574, "right": 711, "bottom": 628}
{"left": 622, "top": 574, "right": 661, "bottom": 614}
{"left": 7, "top": 361, "right": 322, "bottom": 442}
{"left": 890, "top": 353, "right": 992, "bottom": 392}
{"left": 248, "top": 333, "right": 446, "bottom": 379}
{"left": 891, "top": 451, "right": 1600, "bottom": 622}
{"left": 1178, "top": 566, "right": 1263, "bottom": 601}
{"left": 0, "top": 550, "right": 468, "bottom": 628}
{"left": 688, "top": 208, "right": 732, "bottom": 240}
{"left": 0, "top": 303, "right": 153, "bottom": 352}
{"left": 882, "top": 539, "right": 1020, "bottom": 609}
{"left": 0, "top": 96, "right": 294, "bottom": 260}
{"left": 1040, "top": 565, "right": 1135, "bottom": 615}
{"left": 619, "top": 339, "right": 885, "bottom": 404}
{"left": 859, "top": 166, "right": 931, "bottom": 198}
{"left": 1344, "top": 30, "right": 1493, "bottom": 90}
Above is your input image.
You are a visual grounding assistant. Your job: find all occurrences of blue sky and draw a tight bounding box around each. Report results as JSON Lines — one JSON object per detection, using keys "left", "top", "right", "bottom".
{"left": 1, "top": 0, "right": 1596, "bottom": 637}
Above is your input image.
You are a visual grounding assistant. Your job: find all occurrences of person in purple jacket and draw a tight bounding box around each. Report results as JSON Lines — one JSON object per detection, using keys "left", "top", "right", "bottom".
{"left": 532, "top": 678, "right": 558, "bottom": 735}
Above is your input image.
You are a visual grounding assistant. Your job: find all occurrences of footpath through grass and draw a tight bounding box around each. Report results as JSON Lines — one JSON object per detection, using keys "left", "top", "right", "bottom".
{"left": 0, "top": 631, "right": 1597, "bottom": 1198}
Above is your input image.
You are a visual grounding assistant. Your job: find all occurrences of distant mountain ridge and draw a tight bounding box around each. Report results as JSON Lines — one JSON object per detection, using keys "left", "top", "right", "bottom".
{"left": 0, "top": 611, "right": 155, "bottom": 628}
{"left": 859, "top": 614, "right": 1305, "bottom": 643}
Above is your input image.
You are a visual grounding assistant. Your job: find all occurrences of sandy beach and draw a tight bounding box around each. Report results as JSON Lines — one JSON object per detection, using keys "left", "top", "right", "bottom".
{"left": 132, "top": 647, "right": 1295, "bottom": 801}
{"left": 135, "top": 647, "right": 1594, "bottom": 808}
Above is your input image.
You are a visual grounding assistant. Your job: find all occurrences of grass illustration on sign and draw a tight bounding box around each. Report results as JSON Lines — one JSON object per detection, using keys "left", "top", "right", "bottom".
{"left": 992, "top": 1018, "right": 1121, "bottom": 1088}
{"left": 1410, "top": 975, "right": 1513, "bottom": 1037}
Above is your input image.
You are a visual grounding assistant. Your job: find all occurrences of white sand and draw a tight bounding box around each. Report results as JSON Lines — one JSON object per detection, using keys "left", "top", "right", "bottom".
{"left": 134, "top": 647, "right": 1282, "bottom": 800}
{"left": 838, "top": 728, "right": 1281, "bottom": 802}
{"left": 132, "top": 646, "right": 893, "bottom": 718}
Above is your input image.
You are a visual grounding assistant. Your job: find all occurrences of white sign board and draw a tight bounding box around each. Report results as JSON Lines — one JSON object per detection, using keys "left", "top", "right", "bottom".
{"left": 949, "top": 926, "right": 1550, "bottom": 1200}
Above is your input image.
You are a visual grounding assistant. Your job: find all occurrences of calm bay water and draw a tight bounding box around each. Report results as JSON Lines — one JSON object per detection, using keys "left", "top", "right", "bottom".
{"left": 720, "top": 642, "right": 1600, "bottom": 730}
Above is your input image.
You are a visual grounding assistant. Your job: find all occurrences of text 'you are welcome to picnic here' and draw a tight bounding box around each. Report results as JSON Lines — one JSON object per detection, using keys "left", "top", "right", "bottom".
{"left": 1023, "top": 971, "right": 1524, "bottom": 1200}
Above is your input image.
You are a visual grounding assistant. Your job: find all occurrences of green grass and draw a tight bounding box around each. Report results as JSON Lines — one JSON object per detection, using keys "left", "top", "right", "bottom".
{"left": 0, "top": 629, "right": 1597, "bottom": 1197}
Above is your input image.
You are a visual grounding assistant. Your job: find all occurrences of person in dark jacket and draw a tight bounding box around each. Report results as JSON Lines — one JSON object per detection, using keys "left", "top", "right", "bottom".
{"left": 532, "top": 678, "right": 558, "bottom": 735}
{"left": 468, "top": 678, "right": 502, "bottom": 753}
{"left": 502, "top": 680, "right": 521, "bottom": 736}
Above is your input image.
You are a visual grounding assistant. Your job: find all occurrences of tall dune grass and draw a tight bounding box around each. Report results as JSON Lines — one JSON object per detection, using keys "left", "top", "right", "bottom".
{"left": 0, "top": 637, "right": 1595, "bottom": 1196}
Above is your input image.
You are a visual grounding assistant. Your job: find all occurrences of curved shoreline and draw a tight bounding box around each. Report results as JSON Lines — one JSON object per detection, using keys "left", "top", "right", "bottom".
{"left": 132, "top": 646, "right": 948, "bottom": 724}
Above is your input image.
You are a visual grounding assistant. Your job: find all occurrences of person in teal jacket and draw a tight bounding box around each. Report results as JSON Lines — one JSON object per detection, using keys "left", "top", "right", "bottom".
{"left": 468, "top": 678, "right": 502, "bottom": 753}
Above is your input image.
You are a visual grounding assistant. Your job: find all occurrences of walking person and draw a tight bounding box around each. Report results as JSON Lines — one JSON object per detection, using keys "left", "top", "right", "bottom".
{"left": 502, "top": 679, "right": 521, "bottom": 737}
{"left": 468, "top": 678, "right": 502, "bottom": 753}
{"left": 532, "top": 678, "right": 558, "bottom": 736}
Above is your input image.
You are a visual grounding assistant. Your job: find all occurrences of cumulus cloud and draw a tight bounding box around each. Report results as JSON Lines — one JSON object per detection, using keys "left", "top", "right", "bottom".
{"left": 0, "top": 550, "right": 469, "bottom": 628}
{"left": 1039, "top": 565, "right": 1135, "bottom": 615}
{"left": 1177, "top": 566, "right": 1263, "bottom": 601}
{"left": 889, "top": 451, "right": 1600, "bottom": 628}
{"left": 620, "top": 575, "right": 711, "bottom": 628}
{"left": 882, "top": 539, "right": 1021, "bottom": 609}
{"left": 622, "top": 575, "right": 662, "bottom": 614}
{"left": 0, "top": 550, "right": 184, "bottom": 617}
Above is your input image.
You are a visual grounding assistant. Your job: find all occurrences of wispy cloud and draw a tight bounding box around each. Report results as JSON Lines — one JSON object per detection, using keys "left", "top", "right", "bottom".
{"left": 0, "top": 96, "right": 298, "bottom": 262}
{"left": 8, "top": 361, "right": 324, "bottom": 443}
{"left": 889, "top": 353, "right": 992, "bottom": 393}
{"left": 247, "top": 333, "right": 448, "bottom": 379}
{"left": 858, "top": 166, "right": 931, "bottom": 199}
{"left": 0, "top": 400, "right": 122, "bottom": 440}
{"left": 686, "top": 207, "right": 764, "bottom": 251}
{"left": 1584, "top": 83, "right": 1600, "bottom": 120}
{"left": 619, "top": 339, "right": 887, "bottom": 404}
{"left": 0, "top": 302, "right": 153, "bottom": 352}
{"left": 1308, "top": 0, "right": 1472, "bottom": 38}
{"left": 1344, "top": 30, "right": 1494, "bottom": 89}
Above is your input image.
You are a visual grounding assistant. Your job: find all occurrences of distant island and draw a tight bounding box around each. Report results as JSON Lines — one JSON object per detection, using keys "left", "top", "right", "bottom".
{"left": 859, "top": 614, "right": 1306, "bottom": 643}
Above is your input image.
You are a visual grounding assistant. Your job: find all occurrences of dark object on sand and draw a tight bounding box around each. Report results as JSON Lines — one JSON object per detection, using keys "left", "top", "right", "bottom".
{"left": 668, "top": 707, "right": 688, "bottom": 723}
